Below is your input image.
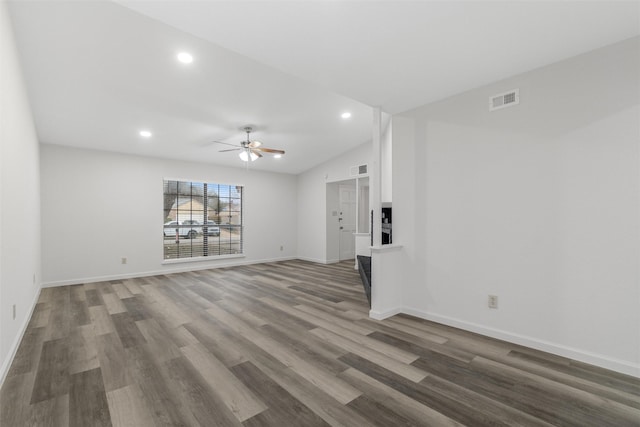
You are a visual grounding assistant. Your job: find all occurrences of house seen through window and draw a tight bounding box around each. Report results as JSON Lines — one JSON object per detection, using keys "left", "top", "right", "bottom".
{"left": 163, "top": 180, "right": 243, "bottom": 260}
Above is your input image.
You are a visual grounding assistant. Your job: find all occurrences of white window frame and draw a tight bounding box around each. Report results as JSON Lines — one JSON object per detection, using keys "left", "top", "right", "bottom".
{"left": 162, "top": 178, "right": 244, "bottom": 263}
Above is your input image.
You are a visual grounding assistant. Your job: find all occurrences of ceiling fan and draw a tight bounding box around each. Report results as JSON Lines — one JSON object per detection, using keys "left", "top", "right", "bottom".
{"left": 215, "top": 127, "right": 285, "bottom": 162}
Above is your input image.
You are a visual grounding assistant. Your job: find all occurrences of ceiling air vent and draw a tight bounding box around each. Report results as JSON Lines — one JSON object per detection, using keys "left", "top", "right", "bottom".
{"left": 350, "top": 164, "right": 368, "bottom": 176}
{"left": 489, "top": 89, "right": 519, "bottom": 111}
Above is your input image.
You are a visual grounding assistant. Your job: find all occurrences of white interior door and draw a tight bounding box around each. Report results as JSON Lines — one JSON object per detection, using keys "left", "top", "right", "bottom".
{"left": 339, "top": 184, "right": 356, "bottom": 260}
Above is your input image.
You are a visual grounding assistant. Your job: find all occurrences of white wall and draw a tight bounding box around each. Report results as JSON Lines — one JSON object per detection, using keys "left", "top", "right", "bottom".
{"left": 0, "top": 1, "right": 42, "bottom": 383}
{"left": 381, "top": 120, "right": 392, "bottom": 203}
{"left": 393, "top": 37, "right": 640, "bottom": 376}
{"left": 40, "top": 145, "right": 297, "bottom": 285}
{"left": 297, "top": 141, "right": 372, "bottom": 263}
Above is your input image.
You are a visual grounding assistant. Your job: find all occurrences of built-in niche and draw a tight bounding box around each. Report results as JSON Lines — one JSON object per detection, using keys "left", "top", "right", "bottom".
{"left": 382, "top": 204, "right": 392, "bottom": 245}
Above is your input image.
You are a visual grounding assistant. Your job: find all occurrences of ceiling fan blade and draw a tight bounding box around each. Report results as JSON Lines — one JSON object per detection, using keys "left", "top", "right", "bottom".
{"left": 248, "top": 140, "right": 262, "bottom": 148}
{"left": 212, "top": 140, "right": 239, "bottom": 148}
{"left": 251, "top": 149, "right": 263, "bottom": 158}
{"left": 254, "top": 147, "right": 285, "bottom": 154}
{"left": 219, "top": 148, "right": 241, "bottom": 152}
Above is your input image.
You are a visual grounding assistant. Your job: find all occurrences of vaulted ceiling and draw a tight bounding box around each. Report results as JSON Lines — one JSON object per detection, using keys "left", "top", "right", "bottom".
{"left": 9, "top": 1, "right": 639, "bottom": 174}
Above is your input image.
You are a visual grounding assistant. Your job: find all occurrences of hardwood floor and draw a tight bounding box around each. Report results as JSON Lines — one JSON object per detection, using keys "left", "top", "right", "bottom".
{"left": 1, "top": 260, "right": 639, "bottom": 426}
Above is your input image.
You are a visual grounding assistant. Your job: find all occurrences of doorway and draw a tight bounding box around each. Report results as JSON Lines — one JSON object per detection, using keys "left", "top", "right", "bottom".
{"left": 338, "top": 183, "right": 356, "bottom": 260}
{"left": 326, "top": 179, "right": 357, "bottom": 262}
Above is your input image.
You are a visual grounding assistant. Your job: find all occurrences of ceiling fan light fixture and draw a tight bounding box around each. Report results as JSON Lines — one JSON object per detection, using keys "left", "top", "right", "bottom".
{"left": 239, "top": 149, "right": 258, "bottom": 162}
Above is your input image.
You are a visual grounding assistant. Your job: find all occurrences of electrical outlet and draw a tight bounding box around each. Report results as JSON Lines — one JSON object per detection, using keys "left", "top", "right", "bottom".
{"left": 33, "top": 273, "right": 36, "bottom": 284}
{"left": 13, "top": 304, "right": 16, "bottom": 320}
{"left": 488, "top": 295, "right": 498, "bottom": 309}
{"left": 121, "top": 257, "right": 127, "bottom": 265}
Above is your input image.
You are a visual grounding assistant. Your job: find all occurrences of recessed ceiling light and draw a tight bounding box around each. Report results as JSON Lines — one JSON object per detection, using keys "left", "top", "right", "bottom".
{"left": 177, "top": 52, "right": 193, "bottom": 64}
{"left": 274, "top": 154, "right": 282, "bottom": 159}
{"left": 341, "top": 112, "right": 352, "bottom": 119}
{"left": 139, "top": 130, "right": 152, "bottom": 138}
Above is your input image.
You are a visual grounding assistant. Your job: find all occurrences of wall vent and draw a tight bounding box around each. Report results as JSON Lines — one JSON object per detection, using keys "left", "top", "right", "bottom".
{"left": 350, "top": 164, "right": 368, "bottom": 176}
{"left": 489, "top": 89, "right": 519, "bottom": 111}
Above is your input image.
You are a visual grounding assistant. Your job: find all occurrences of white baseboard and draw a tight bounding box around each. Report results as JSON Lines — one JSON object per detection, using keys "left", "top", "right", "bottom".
{"left": 296, "top": 256, "right": 338, "bottom": 265}
{"left": 295, "top": 257, "right": 351, "bottom": 265}
{"left": 0, "top": 287, "right": 41, "bottom": 388}
{"left": 42, "top": 256, "right": 297, "bottom": 288}
{"left": 369, "top": 307, "right": 403, "bottom": 320}
{"left": 402, "top": 307, "right": 640, "bottom": 378}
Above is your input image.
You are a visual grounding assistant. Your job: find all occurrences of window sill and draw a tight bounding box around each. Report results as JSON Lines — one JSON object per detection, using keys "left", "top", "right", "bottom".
{"left": 162, "top": 253, "right": 245, "bottom": 265}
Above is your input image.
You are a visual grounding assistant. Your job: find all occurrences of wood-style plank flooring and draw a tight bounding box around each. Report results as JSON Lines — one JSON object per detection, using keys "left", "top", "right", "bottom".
{"left": 1, "top": 260, "right": 639, "bottom": 426}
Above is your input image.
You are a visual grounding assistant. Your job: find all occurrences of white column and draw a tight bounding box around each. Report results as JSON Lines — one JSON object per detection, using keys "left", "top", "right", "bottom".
{"left": 371, "top": 107, "right": 382, "bottom": 247}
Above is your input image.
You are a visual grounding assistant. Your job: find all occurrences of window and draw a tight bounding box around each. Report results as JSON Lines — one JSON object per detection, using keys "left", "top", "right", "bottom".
{"left": 163, "top": 180, "right": 243, "bottom": 260}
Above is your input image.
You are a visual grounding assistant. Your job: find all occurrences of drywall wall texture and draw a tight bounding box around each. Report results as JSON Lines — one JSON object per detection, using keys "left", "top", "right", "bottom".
{"left": 297, "top": 141, "right": 372, "bottom": 264}
{"left": 381, "top": 121, "right": 392, "bottom": 203}
{"left": 0, "top": 1, "right": 42, "bottom": 382}
{"left": 40, "top": 145, "right": 297, "bottom": 285}
{"left": 393, "top": 37, "right": 640, "bottom": 375}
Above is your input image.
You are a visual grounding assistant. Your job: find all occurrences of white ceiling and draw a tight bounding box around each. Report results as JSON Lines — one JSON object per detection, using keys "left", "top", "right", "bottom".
{"left": 9, "top": 1, "right": 639, "bottom": 174}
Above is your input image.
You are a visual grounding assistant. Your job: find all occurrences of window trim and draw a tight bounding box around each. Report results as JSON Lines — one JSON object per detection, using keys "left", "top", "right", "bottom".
{"left": 161, "top": 253, "right": 245, "bottom": 265}
{"left": 162, "top": 177, "right": 244, "bottom": 261}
